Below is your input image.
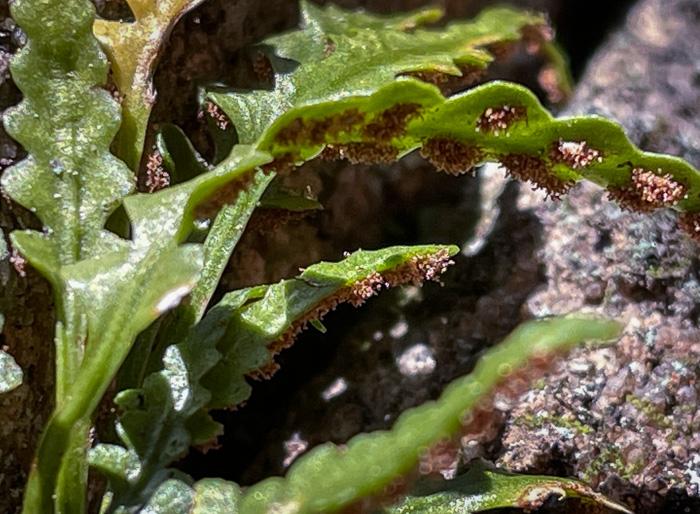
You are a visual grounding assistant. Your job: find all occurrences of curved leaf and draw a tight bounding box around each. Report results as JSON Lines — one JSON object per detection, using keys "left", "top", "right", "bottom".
{"left": 209, "top": 2, "right": 699, "bottom": 238}
{"left": 239, "top": 317, "right": 621, "bottom": 514}
{"left": 205, "top": 244, "right": 457, "bottom": 408}
{"left": 94, "top": 0, "right": 207, "bottom": 169}
{"left": 384, "top": 460, "right": 633, "bottom": 514}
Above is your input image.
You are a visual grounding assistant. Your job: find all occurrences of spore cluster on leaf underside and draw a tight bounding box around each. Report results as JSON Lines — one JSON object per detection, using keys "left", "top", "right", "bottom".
{"left": 255, "top": 97, "right": 699, "bottom": 239}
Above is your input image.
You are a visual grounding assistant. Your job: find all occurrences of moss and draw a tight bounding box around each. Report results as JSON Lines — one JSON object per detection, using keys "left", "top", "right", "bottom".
{"left": 515, "top": 411, "right": 594, "bottom": 436}
{"left": 624, "top": 394, "right": 672, "bottom": 430}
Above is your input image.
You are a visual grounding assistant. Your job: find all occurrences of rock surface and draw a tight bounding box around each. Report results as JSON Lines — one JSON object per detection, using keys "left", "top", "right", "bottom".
{"left": 494, "top": 0, "right": 700, "bottom": 511}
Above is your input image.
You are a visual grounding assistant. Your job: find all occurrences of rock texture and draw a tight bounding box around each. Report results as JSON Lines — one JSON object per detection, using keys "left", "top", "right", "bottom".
{"left": 491, "top": 0, "right": 700, "bottom": 511}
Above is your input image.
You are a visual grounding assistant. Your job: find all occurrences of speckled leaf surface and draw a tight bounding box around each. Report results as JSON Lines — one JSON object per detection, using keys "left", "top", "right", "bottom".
{"left": 90, "top": 245, "right": 456, "bottom": 512}
{"left": 192, "top": 479, "right": 242, "bottom": 514}
{"left": 239, "top": 317, "right": 621, "bottom": 514}
{"left": 208, "top": 2, "right": 556, "bottom": 145}
{"left": 2, "top": 0, "right": 133, "bottom": 276}
{"left": 94, "top": 0, "right": 207, "bottom": 169}
{"left": 384, "top": 461, "right": 633, "bottom": 513}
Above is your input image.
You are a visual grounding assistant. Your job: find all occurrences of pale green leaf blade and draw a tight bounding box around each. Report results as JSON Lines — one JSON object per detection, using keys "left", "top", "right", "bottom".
{"left": 186, "top": 170, "right": 275, "bottom": 323}
{"left": 63, "top": 243, "right": 203, "bottom": 359}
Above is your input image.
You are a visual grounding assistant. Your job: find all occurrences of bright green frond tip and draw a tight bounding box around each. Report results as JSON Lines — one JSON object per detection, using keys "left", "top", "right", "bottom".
{"left": 240, "top": 317, "right": 621, "bottom": 514}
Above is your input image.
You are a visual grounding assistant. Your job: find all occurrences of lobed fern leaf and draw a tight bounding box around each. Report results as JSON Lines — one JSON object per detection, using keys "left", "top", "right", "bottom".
{"left": 208, "top": 2, "right": 563, "bottom": 146}
{"left": 2, "top": 0, "right": 133, "bottom": 277}
{"left": 209, "top": 3, "right": 700, "bottom": 240}
{"left": 90, "top": 245, "right": 456, "bottom": 511}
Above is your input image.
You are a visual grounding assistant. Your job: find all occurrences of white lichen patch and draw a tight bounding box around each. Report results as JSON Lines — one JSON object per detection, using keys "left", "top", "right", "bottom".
{"left": 321, "top": 377, "right": 348, "bottom": 401}
{"left": 282, "top": 432, "right": 309, "bottom": 469}
{"left": 389, "top": 320, "right": 409, "bottom": 339}
{"left": 396, "top": 343, "right": 436, "bottom": 376}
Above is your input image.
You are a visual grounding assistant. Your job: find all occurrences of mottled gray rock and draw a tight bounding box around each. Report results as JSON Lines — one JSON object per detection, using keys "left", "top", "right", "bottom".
{"left": 493, "top": 0, "right": 700, "bottom": 511}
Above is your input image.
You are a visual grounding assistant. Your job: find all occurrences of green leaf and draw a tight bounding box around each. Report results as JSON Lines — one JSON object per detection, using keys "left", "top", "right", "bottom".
{"left": 187, "top": 170, "right": 275, "bottom": 324}
{"left": 192, "top": 479, "right": 242, "bottom": 514}
{"left": 219, "top": 76, "right": 700, "bottom": 225}
{"left": 203, "top": 244, "right": 458, "bottom": 409}
{"left": 156, "top": 124, "right": 208, "bottom": 185}
{"left": 88, "top": 292, "right": 225, "bottom": 510}
{"left": 122, "top": 145, "right": 271, "bottom": 244}
{"left": 92, "top": 245, "right": 457, "bottom": 511}
{"left": 209, "top": 2, "right": 699, "bottom": 236}
{"left": 384, "top": 461, "right": 633, "bottom": 513}
{"left": 128, "top": 168, "right": 275, "bottom": 391}
{"left": 239, "top": 317, "right": 621, "bottom": 514}
{"left": 94, "top": 0, "right": 208, "bottom": 170}
{"left": 407, "top": 81, "right": 700, "bottom": 208}
{"left": 17, "top": 142, "right": 269, "bottom": 512}
{"left": 1, "top": 0, "right": 135, "bottom": 510}
{"left": 2, "top": 0, "right": 133, "bottom": 274}
{"left": 0, "top": 314, "right": 23, "bottom": 394}
{"left": 209, "top": 2, "right": 556, "bottom": 145}
{"left": 259, "top": 181, "right": 323, "bottom": 212}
